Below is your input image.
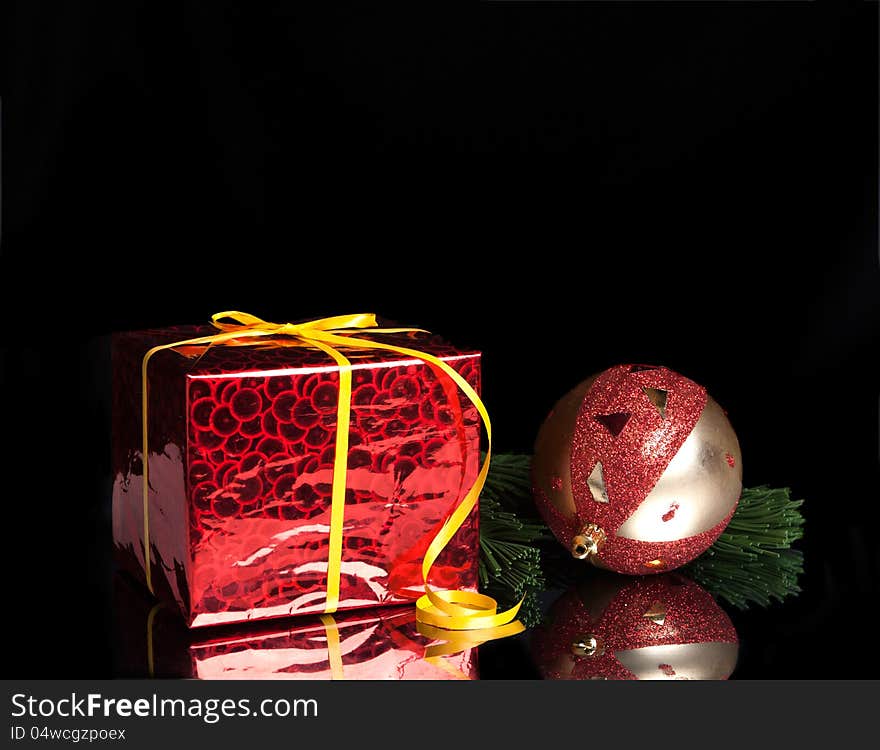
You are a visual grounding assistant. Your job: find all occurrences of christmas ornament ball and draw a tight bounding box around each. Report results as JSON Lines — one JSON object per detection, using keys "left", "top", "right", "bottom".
{"left": 531, "top": 573, "right": 739, "bottom": 680}
{"left": 533, "top": 364, "right": 742, "bottom": 574}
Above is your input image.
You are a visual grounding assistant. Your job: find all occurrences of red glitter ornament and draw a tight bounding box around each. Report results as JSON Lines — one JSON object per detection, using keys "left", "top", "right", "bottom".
{"left": 532, "top": 365, "right": 742, "bottom": 574}
{"left": 532, "top": 572, "right": 739, "bottom": 680}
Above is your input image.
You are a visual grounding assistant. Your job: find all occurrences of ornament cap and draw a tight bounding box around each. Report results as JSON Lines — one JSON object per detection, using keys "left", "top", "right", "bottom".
{"left": 571, "top": 523, "right": 607, "bottom": 560}
{"left": 571, "top": 634, "right": 604, "bottom": 658}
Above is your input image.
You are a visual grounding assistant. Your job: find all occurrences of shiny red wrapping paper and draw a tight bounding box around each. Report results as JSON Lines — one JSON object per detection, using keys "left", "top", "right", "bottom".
{"left": 112, "top": 324, "right": 481, "bottom": 627}
{"left": 114, "top": 575, "right": 476, "bottom": 679}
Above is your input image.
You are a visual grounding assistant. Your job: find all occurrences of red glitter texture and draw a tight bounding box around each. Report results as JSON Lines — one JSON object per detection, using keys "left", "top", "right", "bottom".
{"left": 112, "top": 325, "right": 481, "bottom": 627}
{"left": 531, "top": 573, "right": 738, "bottom": 680}
{"left": 662, "top": 502, "right": 680, "bottom": 522}
{"left": 570, "top": 365, "right": 707, "bottom": 536}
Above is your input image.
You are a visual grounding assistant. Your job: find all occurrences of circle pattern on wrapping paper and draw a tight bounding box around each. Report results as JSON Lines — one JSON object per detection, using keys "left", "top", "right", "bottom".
{"left": 186, "top": 349, "right": 482, "bottom": 618}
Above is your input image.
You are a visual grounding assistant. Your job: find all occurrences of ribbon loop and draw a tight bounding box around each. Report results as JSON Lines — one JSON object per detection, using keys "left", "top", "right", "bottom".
{"left": 141, "top": 312, "right": 522, "bottom": 647}
{"left": 210, "top": 311, "right": 381, "bottom": 336}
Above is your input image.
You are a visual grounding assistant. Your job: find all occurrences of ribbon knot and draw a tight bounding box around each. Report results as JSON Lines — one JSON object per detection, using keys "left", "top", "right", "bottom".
{"left": 141, "top": 312, "right": 523, "bottom": 651}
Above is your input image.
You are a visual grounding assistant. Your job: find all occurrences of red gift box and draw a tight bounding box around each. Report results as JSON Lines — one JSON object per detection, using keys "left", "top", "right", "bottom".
{"left": 114, "top": 574, "right": 476, "bottom": 679}
{"left": 112, "top": 316, "right": 481, "bottom": 627}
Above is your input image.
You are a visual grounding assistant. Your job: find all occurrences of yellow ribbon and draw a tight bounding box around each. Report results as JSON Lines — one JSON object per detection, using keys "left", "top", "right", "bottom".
{"left": 141, "top": 312, "right": 523, "bottom": 645}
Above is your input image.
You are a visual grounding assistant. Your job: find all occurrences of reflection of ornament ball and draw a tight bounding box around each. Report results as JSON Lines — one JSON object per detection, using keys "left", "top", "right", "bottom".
{"left": 532, "top": 573, "right": 739, "bottom": 680}
{"left": 533, "top": 365, "right": 742, "bottom": 574}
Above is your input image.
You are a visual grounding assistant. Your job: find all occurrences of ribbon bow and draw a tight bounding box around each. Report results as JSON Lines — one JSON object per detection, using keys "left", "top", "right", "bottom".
{"left": 141, "top": 312, "right": 523, "bottom": 649}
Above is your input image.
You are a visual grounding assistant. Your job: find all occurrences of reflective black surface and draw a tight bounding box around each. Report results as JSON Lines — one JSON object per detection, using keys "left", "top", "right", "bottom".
{"left": 107, "top": 563, "right": 856, "bottom": 680}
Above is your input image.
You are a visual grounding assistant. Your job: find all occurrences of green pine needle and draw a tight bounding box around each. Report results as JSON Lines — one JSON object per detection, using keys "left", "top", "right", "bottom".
{"left": 478, "top": 454, "right": 551, "bottom": 627}
{"left": 479, "top": 454, "right": 805, "bottom": 619}
{"left": 683, "top": 485, "right": 805, "bottom": 608}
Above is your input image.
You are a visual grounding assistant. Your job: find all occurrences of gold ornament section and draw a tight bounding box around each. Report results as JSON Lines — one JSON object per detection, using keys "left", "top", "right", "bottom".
{"left": 614, "top": 643, "right": 739, "bottom": 680}
{"left": 642, "top": 601, "right": 668, "bottom": 626}
{"left": 615, "top": 397, "right": 742, "bottom": 542}
{"left": 561, "top": 637, "right": 737, "bottom": 680}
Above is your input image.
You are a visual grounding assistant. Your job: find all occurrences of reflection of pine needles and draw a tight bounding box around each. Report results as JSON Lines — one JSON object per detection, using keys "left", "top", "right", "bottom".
{"left": 480, "top": 455, "right": 805, "bottom": 619}
{"left": 684, "top": 486, "right": 805, "bottom": 608}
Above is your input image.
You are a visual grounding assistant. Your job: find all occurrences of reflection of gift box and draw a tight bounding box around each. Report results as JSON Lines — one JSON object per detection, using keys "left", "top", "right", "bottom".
{"left": 113, "top": 573, "right": 476, "bottom": 680}
{"left": 112, "top": 317, "right": 481, "bottom": 627}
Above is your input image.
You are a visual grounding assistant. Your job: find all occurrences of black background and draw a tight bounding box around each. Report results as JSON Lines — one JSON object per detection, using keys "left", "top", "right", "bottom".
{"left": 1, "top": 2, "right": 877, "bottom": 678}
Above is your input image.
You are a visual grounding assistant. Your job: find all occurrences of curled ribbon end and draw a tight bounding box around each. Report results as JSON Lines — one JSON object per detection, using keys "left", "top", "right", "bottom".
{"left": 416, "top": 588, "right": 524, "bottom": 636}
{"left": 416, "top": 592, "right": 527, "bottom": 658}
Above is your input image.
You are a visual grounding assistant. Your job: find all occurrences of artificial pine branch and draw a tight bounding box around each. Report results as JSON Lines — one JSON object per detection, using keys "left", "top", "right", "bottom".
{"left": 479, "top": 454, "right": 805, "bottom": 619}
{"left": 479, "top": 454, "right": 552, "bottom": 627}
{"left": 683, "top": 485, "right": 805, "bottom": 608}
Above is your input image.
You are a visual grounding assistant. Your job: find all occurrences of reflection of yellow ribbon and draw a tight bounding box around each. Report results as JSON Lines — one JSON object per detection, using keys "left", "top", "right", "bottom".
{"left": 146, "top": 601, "right": 166, "bottom": 678}
{"left": 318, "top": 615, "right": 345, "bottom": 680}
{"left": 141, "top": 312, "right": 523, "bottom": 645}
